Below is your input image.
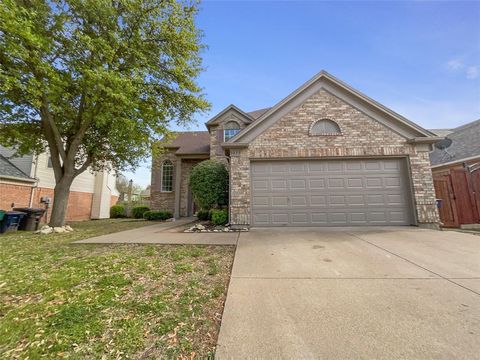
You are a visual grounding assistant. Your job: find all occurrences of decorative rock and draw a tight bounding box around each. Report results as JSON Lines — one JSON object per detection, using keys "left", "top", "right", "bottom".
{"left": 223, "top": 228, "right": 230, "bottom": 232}
{"left": 196, "top": 224, "right": 206, "bottom": 230}
{"left": 53, "top": 227, "right": 66, "bottom": 233}
{"left": 65, "top": 225, "right": 74, "bottom": 232}
{"left": 40, "top": 225, "right": 51, "bottom": 231}
{"left": 166, "top": 218, "right": 175, "bottom": 222}
{"left": 40, "top": 227, "right": 53, "bottom": 235}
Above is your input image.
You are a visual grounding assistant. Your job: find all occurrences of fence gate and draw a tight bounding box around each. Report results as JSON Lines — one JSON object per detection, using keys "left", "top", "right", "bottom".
{"left": 433, "top": 175, "right": 458, "bottom": 227}
{"left": 433, "top": 166, "right": 480, "bottom": 227}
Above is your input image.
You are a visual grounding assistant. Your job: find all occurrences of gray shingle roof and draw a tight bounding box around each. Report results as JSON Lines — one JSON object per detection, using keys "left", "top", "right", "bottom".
{"left": 430, "top": 119, "right": 480, "bottom": 166}
{"left": 247, "top": 107, "right": 271, "bottom": 119}
{"left": 163, "top": 131, "right": 210, "bottom": 154}
{"left": 0, "top": 154, "right": 34, "bottom": 181}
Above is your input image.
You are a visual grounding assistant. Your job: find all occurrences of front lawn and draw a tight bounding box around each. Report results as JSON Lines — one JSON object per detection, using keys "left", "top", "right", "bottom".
{"left": 0, "top": 219, "right": 235, "bottom": 359}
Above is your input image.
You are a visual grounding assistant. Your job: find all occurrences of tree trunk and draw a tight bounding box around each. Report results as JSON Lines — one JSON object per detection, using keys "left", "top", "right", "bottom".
{"left": 49, "top": 178, "right": 74, "bottom": 227}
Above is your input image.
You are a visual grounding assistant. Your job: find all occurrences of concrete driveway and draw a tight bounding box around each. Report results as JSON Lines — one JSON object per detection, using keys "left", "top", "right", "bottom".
{"left": 216, "top": 227, "right": 480, "bottom": 359}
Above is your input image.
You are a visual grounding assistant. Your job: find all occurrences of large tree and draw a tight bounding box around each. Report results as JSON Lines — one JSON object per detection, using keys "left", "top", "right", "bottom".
{"left": 0, "top": 0, "right": 209, "bottom": 226}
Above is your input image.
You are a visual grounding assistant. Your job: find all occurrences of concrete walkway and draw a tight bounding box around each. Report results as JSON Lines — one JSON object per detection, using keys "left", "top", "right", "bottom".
{"left": 74, "top": 218, "right": 238, "bottom": 245}
{"left": 216, "top": 227, "right": 480, "bottom": 359}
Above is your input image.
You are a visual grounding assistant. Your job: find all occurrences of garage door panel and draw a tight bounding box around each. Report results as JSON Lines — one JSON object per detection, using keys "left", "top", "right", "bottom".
{"left": 251, "top": 159, "right": 413, "bottom": 226}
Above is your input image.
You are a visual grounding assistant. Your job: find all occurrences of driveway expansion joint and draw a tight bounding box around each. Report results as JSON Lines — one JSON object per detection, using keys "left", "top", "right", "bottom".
{"left": 347, "top": 231, "right": 480, "bottom": 296}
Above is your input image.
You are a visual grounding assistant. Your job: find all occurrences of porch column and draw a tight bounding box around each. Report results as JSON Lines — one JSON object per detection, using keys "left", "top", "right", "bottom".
{"left": 174, "top": 158, "right": 182, "bottom": 218}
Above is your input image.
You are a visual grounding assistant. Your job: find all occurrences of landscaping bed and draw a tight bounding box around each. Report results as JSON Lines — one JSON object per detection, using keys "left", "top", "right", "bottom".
{"left": 0, "top": 219, "right": 235, "bottom": 358}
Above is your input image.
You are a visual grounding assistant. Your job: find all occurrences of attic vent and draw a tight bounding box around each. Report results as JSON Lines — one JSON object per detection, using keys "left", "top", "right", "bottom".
{"left": 310, "top": 119, "right": 341, "bottom": 136}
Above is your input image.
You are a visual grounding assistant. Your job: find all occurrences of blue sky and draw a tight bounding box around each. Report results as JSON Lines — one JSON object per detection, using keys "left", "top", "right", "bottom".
{"left": 125, "top": 0, "right": 480, "bottom": 187}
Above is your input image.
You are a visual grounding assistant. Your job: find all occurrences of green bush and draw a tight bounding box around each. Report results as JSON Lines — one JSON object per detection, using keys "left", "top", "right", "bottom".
{"left": 189, "top": 160, "right": 228, "bottom": 210}
{"left": 197, "top": 209, "right": 211, "bottom": 221}
{"left": 143, "top": 210, "right": 172, "bottom": 221}
{"left": 131, "top": 205, "right": 150, "bottom": 219}
{"left": 211, "top": 209, "right": 228, "bottom": 226}
{"left": 110, "top": 205, "right": 126, "bottom": 218}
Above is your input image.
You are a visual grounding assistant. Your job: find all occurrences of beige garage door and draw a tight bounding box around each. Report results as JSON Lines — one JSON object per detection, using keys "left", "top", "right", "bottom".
{"left": 251, "top": 158, "right": 414, "bottom": 226}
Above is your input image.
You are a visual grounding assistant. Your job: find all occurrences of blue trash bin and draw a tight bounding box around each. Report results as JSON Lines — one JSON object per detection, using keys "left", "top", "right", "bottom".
{"left": 0, "top": 211, "right": 26, "bottom": 233}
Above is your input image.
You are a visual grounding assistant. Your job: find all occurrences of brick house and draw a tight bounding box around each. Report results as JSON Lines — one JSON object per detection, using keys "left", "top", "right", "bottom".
{"left": 0, "top": 146, "right": 119, "bottom": 221}
{"left": 151, "top": 71, "right": 441, "bottom": 228}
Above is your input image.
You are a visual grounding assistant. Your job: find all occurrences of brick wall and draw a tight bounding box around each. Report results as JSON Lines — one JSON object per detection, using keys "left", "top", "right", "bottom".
{"left": 230, "top": 89, "right": 439, "bottom": 226}
{"left": 110, "top": 195, "right": 119, "bottom": 207}
{"left": 0, "top": 182, "right": 93, "bottom": 221}
{"left": 150, "top": 151, "right": 176, "bottom": 213}
{"left": 0, "top": 182, "right": 32, "bottom": 210}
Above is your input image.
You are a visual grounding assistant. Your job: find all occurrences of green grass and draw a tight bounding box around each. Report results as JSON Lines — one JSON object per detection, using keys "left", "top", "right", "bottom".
{"left": 0, "top": 219, "right": 234, "bottom": 359}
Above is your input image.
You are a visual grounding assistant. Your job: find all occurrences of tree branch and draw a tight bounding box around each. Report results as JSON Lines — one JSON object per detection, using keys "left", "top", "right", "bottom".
{"left": 74, "top": 153, "right": 93, "bottom": 176}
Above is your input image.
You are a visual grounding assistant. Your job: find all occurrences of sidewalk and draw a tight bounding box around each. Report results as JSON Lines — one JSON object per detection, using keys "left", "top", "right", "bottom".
{"left": 74, "top": 218, "right": 238, "bottom": 245}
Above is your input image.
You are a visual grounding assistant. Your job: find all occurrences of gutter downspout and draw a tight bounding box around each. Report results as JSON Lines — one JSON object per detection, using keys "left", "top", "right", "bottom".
{"left": 29, "top": 154, "right": 40, "bottom": 207}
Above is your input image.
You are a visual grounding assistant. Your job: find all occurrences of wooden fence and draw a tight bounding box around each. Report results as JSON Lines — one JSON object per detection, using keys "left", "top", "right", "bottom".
{"left": 433, "top": 166, "right": 480, "bottom": 227}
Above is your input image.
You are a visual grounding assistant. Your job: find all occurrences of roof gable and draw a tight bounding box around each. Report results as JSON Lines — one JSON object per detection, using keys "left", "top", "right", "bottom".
{"left": 0, "top": 154, "right": 35, "bottom": 182}
{"left": 205, "top": 104, "right": 253, "bottom": 129}
{"left": 229, "top": 70, "right": 436, "bottom": 144}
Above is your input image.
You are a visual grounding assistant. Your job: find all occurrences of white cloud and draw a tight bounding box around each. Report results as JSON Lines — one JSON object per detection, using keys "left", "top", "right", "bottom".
{"left": 446, "top": 59, "right": 464, "bottom": 71}
{"left": 466, "top": 66, "right": 479, "bottom": 79}
{"left": 446, "top": 59, "right": 479, "bottom": 80}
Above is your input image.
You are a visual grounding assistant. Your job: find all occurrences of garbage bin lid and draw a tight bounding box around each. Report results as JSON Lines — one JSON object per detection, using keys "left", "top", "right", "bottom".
{"left": 13, "top": 208, "right": 45, "bottom": 213}
{"left": 7, "top": 211, "right": 27, "bottom": 215}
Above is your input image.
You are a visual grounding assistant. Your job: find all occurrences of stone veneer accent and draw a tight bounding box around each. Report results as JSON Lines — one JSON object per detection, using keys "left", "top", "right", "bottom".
{"left": 229, "top": 89, "right": 439, "bottom": 227}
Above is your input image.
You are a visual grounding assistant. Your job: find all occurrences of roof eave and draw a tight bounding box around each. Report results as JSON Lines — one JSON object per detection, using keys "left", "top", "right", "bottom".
{"left": 0, "top": 175, "right": 36, "bottom": 183}
{"left": 431, "top": 155, "right": 480, "bottom": 169}
{"left": 407, "top": 137, "right": 445, "bottom": 144}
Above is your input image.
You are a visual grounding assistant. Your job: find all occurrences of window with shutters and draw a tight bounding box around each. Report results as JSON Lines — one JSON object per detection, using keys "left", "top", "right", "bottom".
{"left": 161, "top": 160, "right": 173, "bottom": 192}
{"left": 310, "top": 119, "right": 342, "bottom": 135}
{"left": 224, "top": 121, "right": 241, "bottom": 141}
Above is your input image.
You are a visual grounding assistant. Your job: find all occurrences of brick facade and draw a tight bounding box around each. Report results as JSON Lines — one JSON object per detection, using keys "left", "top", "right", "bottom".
{"left": 150, "top": 151, "right": 203, "bottom": 216}
{"left": 150, "top": 151, "right": 176, "bottom": 212}
{"left": 0, "top": 183, "right": 94, "bottom": 221}
{"left": 229, "top": 89, "right": 439, "bottom": 227}
{"left": 151, "top": 76, "right": 439, "bottom": 228}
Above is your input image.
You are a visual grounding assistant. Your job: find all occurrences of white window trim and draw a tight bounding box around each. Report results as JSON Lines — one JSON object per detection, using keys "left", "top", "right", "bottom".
{"left": 160, "top": 160, "right": 174, "bottom": 192}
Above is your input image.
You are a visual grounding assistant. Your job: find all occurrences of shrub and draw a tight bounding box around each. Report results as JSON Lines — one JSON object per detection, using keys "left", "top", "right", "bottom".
{"left": 110, "top": 205, "right": 126, "bottom": 218}
{"left": 197, "top": 209, "right": 211, "bottom": 221}
{"left": 131, "top": 205, "right": 150, "bottom": 219}
{"left": 189, "top": 160, "right": 228, "bottom": 210}
{"left": 143, "top": 210, "right": 172, "bottom": 221}
{"left": 211, "top": 209, "right": 228, "bottom": 226}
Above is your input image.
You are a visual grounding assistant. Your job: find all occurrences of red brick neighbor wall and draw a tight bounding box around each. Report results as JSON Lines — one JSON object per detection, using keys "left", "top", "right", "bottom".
{"left": 1, "top": 183, "right": 94, "bottom": 222}
{"left": 110, "top": 195, "right": 119, "bottom": 207}
{"left": 0, "top": 183, "right": 33, "bottom": 210}
{"left": 31, "top": 188, "right": 93, "bottom": 222}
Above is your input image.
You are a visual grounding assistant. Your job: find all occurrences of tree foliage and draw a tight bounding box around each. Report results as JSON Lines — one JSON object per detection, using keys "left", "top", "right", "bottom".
{"left": 188, "top": 160, "right": 228, "bottom": 210}
{"left": 0, "top": 0, "right": 209, "bottom": 225}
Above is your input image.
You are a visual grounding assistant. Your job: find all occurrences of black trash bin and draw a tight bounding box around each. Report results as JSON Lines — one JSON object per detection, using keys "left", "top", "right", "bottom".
{"left": 0, "top": 211, "right": 26, "bottom": 233}
{"left": 13, "top": 208, "right": 46, "bottom": 231}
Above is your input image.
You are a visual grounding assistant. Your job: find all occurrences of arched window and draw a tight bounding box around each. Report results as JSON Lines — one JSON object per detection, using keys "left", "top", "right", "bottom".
{"left": 224, "top": 121, "right": 241, "bottom": 141}
{"left": 161, "top": 160, "right": 173, "bottom": 192}
{"left": 310, "top": 119, "right": 341, "bottom": 135}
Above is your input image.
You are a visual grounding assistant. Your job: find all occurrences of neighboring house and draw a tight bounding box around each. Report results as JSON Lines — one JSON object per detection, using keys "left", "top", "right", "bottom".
{"left": 430, "top": 120, "right": 480, "bottom": 227}
{"left": 0, "top": 146, "right": 119, "bottom": 221}
{"left": 151, "top": 70, "right": 441, "bottom": 228}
